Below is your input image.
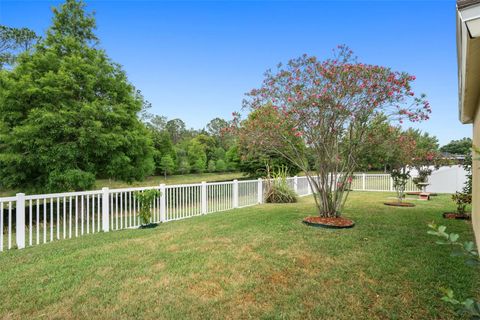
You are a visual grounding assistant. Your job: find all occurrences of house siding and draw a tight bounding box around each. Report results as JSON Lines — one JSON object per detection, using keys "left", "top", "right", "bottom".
{"left": 472, "top": 101, "right": 480, "bottom": 250}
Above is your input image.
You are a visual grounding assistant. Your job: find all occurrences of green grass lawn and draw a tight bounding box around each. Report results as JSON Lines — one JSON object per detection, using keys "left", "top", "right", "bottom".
{"left": 95, "top": 172, "right": 246, "bottom": 189}
{"left": 0, "top": 192, "right": 477, "bottom": 319}
{"left": 0, "top": 172, "right": 246, "bottom": 197}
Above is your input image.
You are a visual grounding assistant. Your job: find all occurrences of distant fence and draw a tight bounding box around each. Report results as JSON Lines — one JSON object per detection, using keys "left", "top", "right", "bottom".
{"left": 0, "top": 174, "right": 421, "bottom": 252}
{"left": 350, "top": 173, "right": 419, "bottom": 192}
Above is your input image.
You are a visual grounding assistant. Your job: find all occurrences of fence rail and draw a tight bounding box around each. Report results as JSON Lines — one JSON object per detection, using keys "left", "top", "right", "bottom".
{"left": 0, "top": 174, "right": 417, "bottom": 252}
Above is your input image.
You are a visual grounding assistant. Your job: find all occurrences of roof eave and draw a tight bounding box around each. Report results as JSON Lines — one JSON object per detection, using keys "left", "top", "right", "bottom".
{"left": 457, "top": 3, "right": 480, "bottom": 124}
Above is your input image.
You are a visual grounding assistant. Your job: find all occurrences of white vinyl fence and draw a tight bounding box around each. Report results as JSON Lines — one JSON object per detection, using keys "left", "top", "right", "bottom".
{"left": 350, "top": 173, "right": 419, "bottom": 192}
{"left": 0, "top": 174, "right": 420, "bottom": 252}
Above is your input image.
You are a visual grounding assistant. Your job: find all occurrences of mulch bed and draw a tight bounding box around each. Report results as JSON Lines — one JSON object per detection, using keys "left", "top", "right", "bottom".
{"left": 383, "top": 202, "right": 415, "bottom": 207}
{"left": 442, "top": 212, "right": 471, "bottom": 220}
{"left": 303, "top": 216, "right": 355, "bottom": 229}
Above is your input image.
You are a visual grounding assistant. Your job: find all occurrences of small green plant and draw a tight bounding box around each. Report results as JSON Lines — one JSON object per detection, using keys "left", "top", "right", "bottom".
{"left": 264, "top": 165, "right": 297, "bottom": 203}
{"left": 428, "top": 223, "right": 480, "bottom": 319}
{"left": 134, "top": 189, "right": 160, "bottom": 226}
{"left": 390, "top": 169, "right": 410, "bottom": 202}
{"left": 463, "top": 150, "right": 472, "bottom": 194}
{"left": 451, "top": 192, "right": 472, "bottom": 215}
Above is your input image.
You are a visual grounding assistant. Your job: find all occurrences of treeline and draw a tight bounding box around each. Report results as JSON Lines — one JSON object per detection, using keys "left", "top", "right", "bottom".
{"left": 143, "top": 114, "right": 300, "bottom": 179}
{"left": 144, "top": 116, "right": 240, "bottom": 176}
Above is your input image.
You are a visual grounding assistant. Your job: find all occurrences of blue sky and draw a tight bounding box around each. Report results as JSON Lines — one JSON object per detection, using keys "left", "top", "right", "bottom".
{"left": 0, "top": 0, "right": 469, "bottom": 146}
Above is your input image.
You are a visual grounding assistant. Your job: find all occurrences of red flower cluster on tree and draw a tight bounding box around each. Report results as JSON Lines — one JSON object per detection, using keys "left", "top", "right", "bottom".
{"left": 233, "top": 46, "right": 431, "bottom": 218}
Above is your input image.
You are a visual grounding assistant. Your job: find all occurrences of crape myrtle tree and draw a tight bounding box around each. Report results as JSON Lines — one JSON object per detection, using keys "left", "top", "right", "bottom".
{"left": 378, "top": 128, "right": 440, "bottom": 202}
{"left": 389, "top": 132, "right": 417, "bottom": 203}
{"left": 235, "top": 46, "right": 431, "bottom": 218}
{"left": 0, "top": 0, "right": 154, "bottom": 192}
{"left": 405, "top": 129, "right": 442, "bottom": 190}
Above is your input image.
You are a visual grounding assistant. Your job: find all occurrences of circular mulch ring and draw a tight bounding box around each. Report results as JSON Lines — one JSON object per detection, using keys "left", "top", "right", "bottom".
{"left": 303, "top": 216, "right": 355, "bottom": 229}
{"left": 442, "top": 212, "right": 471, "bottom": 220}
{"left": 383, "top": 202, "right": 415, "bottom": 207}
{"left": 406, "top": 192, "right": 438, "bottom": 196}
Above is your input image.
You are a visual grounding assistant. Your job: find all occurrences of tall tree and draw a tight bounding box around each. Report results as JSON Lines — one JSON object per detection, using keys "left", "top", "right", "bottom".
{"left": 187, "top": 140, "right": 207, "bottom": 173}
{"left": 206, "top": 117, "right": 228, "bottom": 137}
{"left": 207, "top": 117, "right": 236, "bottom": 149}
{"left": 0, "top": 0, "right": 154, "bottom": 192}
{"left": 151, "top": 131, "right": 176, "bottom": 174}
{"left": 236, "top": 106, "right": 303, "bottom": 177}
{"left": 166, "top": 118, "right": 186, "bottom": 144}
{"left": 0, "top": 25, "right": 38, "bottom": 69}
{"left": 356, "top": 115, "right": 400, "bottom": 172}
{"left": 440, "top": 137, "right": 472, "bottom": 155}
{"left": 159, "top": 155, "right": 175, "bottom": 178}
{"left": 193, "top": 134, "right": 217, "bottom": 162}
{"left": 148, "top": 115, "right": 168, "bottom": 132}
{"left": 402, "top": 128, "right": 442, "bottom": 189}
{"left": 225, "top": 144, "right": 240, "bottom": 171}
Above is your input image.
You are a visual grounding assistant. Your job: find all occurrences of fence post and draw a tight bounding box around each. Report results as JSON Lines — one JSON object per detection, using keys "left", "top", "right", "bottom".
{"left": 257, "top": 178, "right": 263, "bottom": 204}
{"left": 16, "top": 193, "right": 25, "bottom": 249}
{"left": 102, "top": 187, "right": 110, "bottom": 232}
{"left": 233, "top": 180, "right": 239, "bottom": 208}
{"left": 201, "top": 181, "right": 207, "bottom": 214}
{"left": 160, "top": 184, "right": 166, "bottom": 222}
{"left": 362, "top": 173, "right": 366, "bottom": 191}
{"left": 293, "top": 176, "right": 298, "bottom": 193}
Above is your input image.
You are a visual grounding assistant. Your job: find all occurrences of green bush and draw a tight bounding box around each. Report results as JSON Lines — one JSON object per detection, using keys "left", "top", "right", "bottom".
{"left": 134, "top": 189, "right": 160, "bottom": 226}
{"left": 177, "top": 158, "right": 191, "bottom": 174}
{"left": 215, "top": 159, "right": 227, "bottom": 172}
{"left": 264, "top": 166, "right": 297, "bottom": 203}
{"left": 46, "top": 169, "right": 96, "bottom": 192}
{"left": 207, "top": 160, "right": 216, "bottom": 172}
{"left": 451, "top": 192, "right": 471, "bottom": 215}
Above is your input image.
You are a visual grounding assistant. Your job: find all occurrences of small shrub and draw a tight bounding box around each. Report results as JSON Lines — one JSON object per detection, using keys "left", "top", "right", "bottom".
{"left": 390, "top": 169, "right": 410, "bottom": 202}
{"left": 134, "top": 189, "right": 160, "bottom": 226}
{"left": 191, "top": 158, "right": 206, "bottom": 173}
{"left": 264, "top": 165, "right": 297, "bottom": 203}
{"left": 215, "top": 159, "right": 227, "bottom": 172}
{"left": 177, "top": 158, "right": 191, "bottom": 174}
{"left": 207, "top": 160, "right": 216, "bottom": 172}
{"left": 452, "top": 192, "right": 472, "bottom": 215}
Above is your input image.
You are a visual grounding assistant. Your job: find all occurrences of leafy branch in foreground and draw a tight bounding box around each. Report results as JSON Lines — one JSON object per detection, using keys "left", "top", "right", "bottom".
{"left": 427, "top": 223, "right": 480, "bottom": 319}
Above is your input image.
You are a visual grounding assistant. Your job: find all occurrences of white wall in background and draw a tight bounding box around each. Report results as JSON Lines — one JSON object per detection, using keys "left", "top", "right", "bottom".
{"left": 425, "top": 165, "right": 468, "bottom": 193}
